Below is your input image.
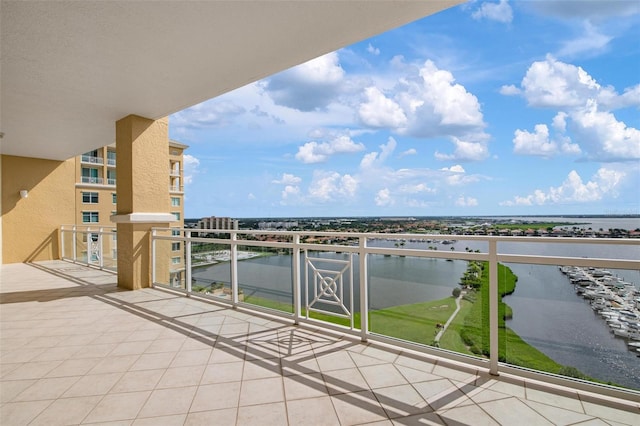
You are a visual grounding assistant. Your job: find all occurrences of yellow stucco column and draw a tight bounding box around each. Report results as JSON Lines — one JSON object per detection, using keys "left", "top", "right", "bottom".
{"left": 112, "top": 115, "right": 174, "bottom": 290}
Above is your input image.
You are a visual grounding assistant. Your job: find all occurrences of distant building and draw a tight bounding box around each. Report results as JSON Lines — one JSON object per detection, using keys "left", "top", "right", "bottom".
{"left": 258, "top": 220, "right": 298, "bottom": 230}
{"left": 198, "top": 216, "right": 239, "bottom": 230}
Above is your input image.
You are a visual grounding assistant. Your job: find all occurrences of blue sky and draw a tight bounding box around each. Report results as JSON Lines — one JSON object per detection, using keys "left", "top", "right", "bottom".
{"left": 169, "top": 0, "right": 640, "bottom": 219}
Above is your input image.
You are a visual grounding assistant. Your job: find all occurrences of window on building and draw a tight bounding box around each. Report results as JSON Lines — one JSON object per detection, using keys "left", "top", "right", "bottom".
{"left": 82, "top": 211, "right": 99, "bottom": 223}
{"left": 81, "top": 167, "right": 100, "bottom": 183}
{"left": 112, "top": 230, "right": 117, "bottom": 241}
{"left": 107, "top": 150, "right": 116, "bottom": 165}
{"left": 171, "top": 229, "right": 181, "bottom": 236}
{"left": 112, "top": 193, "right": 117, "bottom": 204}
{"left": 172, "top": 242, "right": 181, "bottom": 251}
{"left": 172, "top": 257, "right": 181, "bottom": 265}
{"left": 82, "top": 191, "right": 98, "bottom": 203}
{"left": 173, "top": 212, "right": 181, "bottom": 221}
{"left": 171, "top": 197, "right": 181, "bottom": 207}
{"left": 107, "top": 170, "right": 116, "bottom": 185}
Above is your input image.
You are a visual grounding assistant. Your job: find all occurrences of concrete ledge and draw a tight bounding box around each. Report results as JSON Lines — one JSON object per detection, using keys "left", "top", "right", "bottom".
{"left": 110, "top": 213, "right": 176, "bottom": 223}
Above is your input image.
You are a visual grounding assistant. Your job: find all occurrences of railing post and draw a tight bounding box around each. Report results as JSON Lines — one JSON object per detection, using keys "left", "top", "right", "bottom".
{"left": 98, "top": 227, "right": 104, "bottom": 269}
{"left": 72, "top": 225, "right": 77, "bottom": 262}
{"left": 151, "top": 228, "right": 157, "bottom": 285}
{"left": 359, "top": 236, "right": 369, "bottom": 342}
{"left": 231, "top": 232, "right": 238, "bottom": 307}
{"left": 489, "top": 239, "right": 499, "bottom": 376}
{"left": 185, "top": 230, "right": 192, "bottom": 294}
{"left": 292, "top": 234, "right": 301, "bottom": 324}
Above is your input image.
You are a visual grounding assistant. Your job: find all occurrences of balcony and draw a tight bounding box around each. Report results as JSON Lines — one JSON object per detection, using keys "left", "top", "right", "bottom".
{"left": 169, "top": 185, "right": 184, "bottom": 193}
{"left": 106, "top": 178, "right": 116, "bottom": 186}
{"left": 107, "top": 158, "right": 116, "bottom": 167}
{"left": 80, "top": 155, "right": 104, "bottom": 165}
{"left": 80, "top": 176, "right": 104, "bottom": 185}
{"left": 170, "top": 168, "right": 181, "bottom": 176}
{"left": 2, "top": 258, "right": 639, "bottom": 425}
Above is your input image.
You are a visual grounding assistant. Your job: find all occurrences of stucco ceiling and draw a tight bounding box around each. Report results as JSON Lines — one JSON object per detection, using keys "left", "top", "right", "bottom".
{"left": 0, "top": 0, "right": 461, "bottom": 161}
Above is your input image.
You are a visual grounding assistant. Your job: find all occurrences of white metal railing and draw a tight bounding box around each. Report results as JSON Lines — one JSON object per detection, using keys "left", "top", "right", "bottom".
{"left": 169, "top": 185, "right": 183, "bottom": 192}
{"left": 60, "top": 225, "right": 117, "bottom": 271}
{"left": 80, "top": 176, "right": 104, "bottom": 184}
{"left": 107, "top": 178, "right": 116, "bottom": 186}
{"left": 107, "top": 158, "right": 116, "bottom": 166}
{"left": 149, "top": 228, "right": 640, "bottom": 399}
{"left": 81, "top": 155, "right": 104, "bottom": 165}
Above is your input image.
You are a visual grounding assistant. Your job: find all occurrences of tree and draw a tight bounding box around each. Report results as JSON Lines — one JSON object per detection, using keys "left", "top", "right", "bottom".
{"left": 452, "top": 287, "right": 461, "bottom": 298}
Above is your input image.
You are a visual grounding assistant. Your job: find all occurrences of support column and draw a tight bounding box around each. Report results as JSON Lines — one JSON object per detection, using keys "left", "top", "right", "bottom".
{"left": 112, "top": 115, "right": 174, "bottom": 290}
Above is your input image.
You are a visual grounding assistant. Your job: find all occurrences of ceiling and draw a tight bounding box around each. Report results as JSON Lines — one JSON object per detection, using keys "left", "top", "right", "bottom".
{"left": 0, "top": 0, "right": 461, "bottom": 161}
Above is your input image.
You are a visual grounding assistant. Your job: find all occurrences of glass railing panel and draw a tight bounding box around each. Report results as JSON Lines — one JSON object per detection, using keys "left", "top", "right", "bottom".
{"left": 191, "top": 240, "right": 231, "bottom": 300}
{"left": 501, "top": 260, "right": 640, "bottom": 391}
{"left": 237, "top": 244, "right": 294, "bottom": 314}
{"left": 153, "top": 237, "right": 185, "bottom": 289}
{"left": 61, "top": 229, "right": 74, "bottom": 260}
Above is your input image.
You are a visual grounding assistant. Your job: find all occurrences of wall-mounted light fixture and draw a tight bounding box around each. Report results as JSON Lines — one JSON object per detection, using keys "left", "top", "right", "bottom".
{"left": 19, "top": 189, "right": 28, "bottom": 199}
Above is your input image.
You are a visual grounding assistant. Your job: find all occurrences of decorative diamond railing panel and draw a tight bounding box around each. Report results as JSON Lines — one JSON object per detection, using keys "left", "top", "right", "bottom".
{"left": 305, "top": 252, "right": 353, "bottom": 324}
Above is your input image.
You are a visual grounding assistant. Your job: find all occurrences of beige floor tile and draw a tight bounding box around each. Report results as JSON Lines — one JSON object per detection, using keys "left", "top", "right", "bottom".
{"left": 145, "top": 338, "right": 185, "bottom": 354}
{"left": 432, "top": 363, "right": 478, "bottom": 383}
{"left": 360, "top": 364, "right": 409, "bottom": 389}
{"left": 184, "top": 408, "right": 237, "bottom": 426}
{"left": 137, "top": 386, "right": 197, "bottom": 418}
{"left": 2, "top": 360, "right": 62, "bottom": 380}
{"left": 480, "top": 397, "right": 554, "bottom": 425}
{"left": 111, "top": 369, "right": 165, "bottom": 393}
{"left": 323, "top": 367, "right": 370, "bottom": 395}
{"left": 283, "top": 372, "right": 329, "bottom": 400}
{"left": 83, "top": 391, "right": 152, "bottom": 423}
{"left": 209, "top": 345, "right": 245, "bottom": 364}
{"left": 441, "top": 404, "right": 500, "bottom": 425}
{"left": 30, "top": 395, "right": 103, "bottom": 425}
{"left": 200, "top": 361, "right": 244, "bottom": 384}
{"left": 190, "top": 381, "right": 242, "bottom": 412}
{"left": 129, "top": 351, "right": 176, "bottom": 371}
{"left": 132, "top": 414, "right": 186, "bottom": 425}
{"left": 316, "top": 350, "right": 357, "bottom": 372}
{"left": 287, "top": 396, "right": 341, "bottom": 425}
{"left": 413, "top": 378, "right": 472, "bottom": 411}
{"left": 239, "top": 377, "right": 284, "bottom": 406}
{"left": 45, "top": 357, "right": 101, "bottom": 378}
{"left": 89, "top": 354, "right": 140, "bottom": 374}
{"left": 395, "top": 364, "right": 441, "bottom": 384}
{"left": 110, "top": 340, "right": 153, "bottom": 356}
{"left": 73, "top": 342, "right": 118, "bottom": 359}
{"left": 0, "top": 378, "right": 36, "bottom": 403}
{"left": 13, "top": 376, "right": 80, "bottom": 401}
{"left": 582, "top": 400, "right": 640, "bottom": 425}
{"left": 374, "top": 384, "right": 430, "bottom": 419}
{"left": 236, "top": 401, "right": 287, "bottom": 426}
{"left": 170, "top": 349, "right": 212, "bottom": 367}
{"left": 156, "top": 365, "right": 205, "bottom": 389}
{"left": 523, "top": 399, "right": 596, "bottom": 425}
{"left": 525, "top": 386, "right": 584, "bottom": 412}
{"left": 331, "top": 389, "right": 389, "bottom": 425}
{"left": 0, "top": 399, "right": 54, "bottom": 425}
{"left": 63, "top": 372, "right": 123, "bottom": 397}
{"left": 242, "top": 358, "right": 281, "bottom": 380}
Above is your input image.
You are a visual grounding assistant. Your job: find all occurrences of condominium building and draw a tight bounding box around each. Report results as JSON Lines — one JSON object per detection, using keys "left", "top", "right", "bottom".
{"left": 198, "top": 216, "right": 239, "bottom": 231}
{"left": 73, "top": 140, "right": 187, "bottom": 280}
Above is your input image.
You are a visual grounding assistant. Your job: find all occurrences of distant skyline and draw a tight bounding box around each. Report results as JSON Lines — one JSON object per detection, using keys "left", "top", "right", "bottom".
{"left": 169, "top": 0, "right": 640, "bottom": 219}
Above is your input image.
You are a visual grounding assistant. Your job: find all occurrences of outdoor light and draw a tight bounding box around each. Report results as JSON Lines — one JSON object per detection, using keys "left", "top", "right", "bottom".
{"left": 19, "top": 189, "right": 28, "bottom": 199}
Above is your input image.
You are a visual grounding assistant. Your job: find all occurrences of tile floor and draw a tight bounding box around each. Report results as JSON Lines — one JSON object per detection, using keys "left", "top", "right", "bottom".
{"left": 1, "top": 261, "right": 639, "bottom": 425}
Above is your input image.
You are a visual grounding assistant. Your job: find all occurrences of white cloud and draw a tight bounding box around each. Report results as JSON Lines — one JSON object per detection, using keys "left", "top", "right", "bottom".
{"left": 528, "top": 1, "right": 640, "bottom": 20}
{"left": 399, "top": 148, "right": 417, "bottom": 157}
{"left": 569, "top": 100, "right": 640, "bottom": 160}
{"left": 509, "top": 56, "right": 639, "bottom": 161}
{"left": 295, "top": 135, "right": 365, "bottom": 164}
{"left": 441, "top": 165, "right": 466, "bottom": 173}
{"left": 557, "top": 21, "right": 613, "bottom": 58}
{"left": 263, "top": 52, "right": 345, "bottom": 111}
{"left": 455, "top": 196, "right": 479, "bottom": 207}
{"left": 435, "top": 137, "right": 489, "bottom": 161}
{"left": 183, "top": 154, "right": 200, "bottom": 185}
{"left": 367, "top": 43, "right": 380, "bottom": 56}
{"left": 500, "top": 168, "right": 626, "bottom": 206}
{"left": 472, "top": 0, "right": 514, "bottom": 24}
{"left": 282, "top": 185, "right": 301, "bottom": 200}
{"left": 357, "top": 60, "right": 489, "bottom": 161}
{"left": 499, "top": 84, "right": 521, "bottom": 96}
{"left": 399, "top": 183, "right": 435, "bottom": 194}
{"left": 272, "top": 173, "right": 302, "bottom": 185}
{"left": 375, "top": 188, "right": 394, "bottom": 206}
{"left": 360, "top": 137, "right": 397, "bottom": 170}
{"left": 247, "top": 193, "right": 256, "bottom": 200}
{"left": 171, "top": 100, "right": 245, "bottom": 129}
{"left": 308, "top": 171, "right": 358, "bottom": 202}
{"left": 513, "top": 124, "right": 558, "bottom": 157}
{"left": 358, "top": 87, "right": 407, "bottom": 128}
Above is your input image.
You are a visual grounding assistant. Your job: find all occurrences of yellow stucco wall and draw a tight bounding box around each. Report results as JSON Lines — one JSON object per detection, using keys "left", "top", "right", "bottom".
{"left": 1, "top": 155, "right": 76, "bottom": 263}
